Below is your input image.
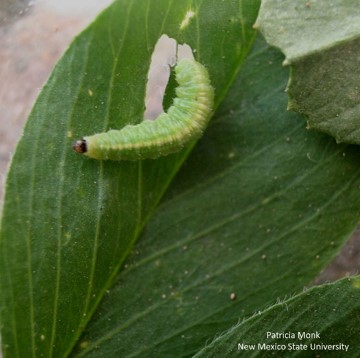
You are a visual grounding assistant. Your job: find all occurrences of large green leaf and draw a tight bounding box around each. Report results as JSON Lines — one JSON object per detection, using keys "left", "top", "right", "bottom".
{"left": 255, "top": 0, "right": 360, "bottom": 145}
{"left": 194, "top": 276, "right": 360, "bottom": 357}
{"left": 71, "top": 37, "right": 360, "bottom": 357}
{"left": 0, "top": 0, "right": 259, "bottom": 357}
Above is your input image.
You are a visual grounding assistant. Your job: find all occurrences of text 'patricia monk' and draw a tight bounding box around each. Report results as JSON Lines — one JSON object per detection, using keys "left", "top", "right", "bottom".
{"left": 266, "top": 331, "right": 320, "bottom": 340}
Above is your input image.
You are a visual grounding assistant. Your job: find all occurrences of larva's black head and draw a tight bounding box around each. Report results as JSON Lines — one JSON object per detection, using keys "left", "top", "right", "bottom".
{"left": 73, "top": 139, "right": 87, "bottom": 154}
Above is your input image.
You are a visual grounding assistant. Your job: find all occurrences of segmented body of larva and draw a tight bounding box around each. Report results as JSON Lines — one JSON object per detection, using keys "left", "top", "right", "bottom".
{"left": 73, "top": 58, "right": 214, "bottom": 160}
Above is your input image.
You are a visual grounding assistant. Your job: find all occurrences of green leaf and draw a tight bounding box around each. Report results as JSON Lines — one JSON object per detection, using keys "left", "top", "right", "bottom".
{"left": 255, "top": 0, "right": 360, "bottom": 145}
{"left": 194, "top": 276, "right": 360, "bottom": 357}
{"left": 0, "top": 0, "right": 259, "bottom": 357}
{"left": 71, "top": 37, "right": 360, "bottom": 357}
{"left": 255, "top": 0, "right": 360, "bottom": 64}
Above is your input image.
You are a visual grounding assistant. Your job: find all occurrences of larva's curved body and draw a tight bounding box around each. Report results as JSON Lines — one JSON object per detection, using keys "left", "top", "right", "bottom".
{"left": 73, "top": 59, "right": 214, "bottom": 160}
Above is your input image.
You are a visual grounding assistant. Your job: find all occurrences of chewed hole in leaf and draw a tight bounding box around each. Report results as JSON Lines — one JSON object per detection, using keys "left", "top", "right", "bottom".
{"left": 144, "top": 34, "right": 194, "bottom": 120}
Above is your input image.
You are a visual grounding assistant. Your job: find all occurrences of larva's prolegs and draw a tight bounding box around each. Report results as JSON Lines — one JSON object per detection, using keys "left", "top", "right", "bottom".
{"left": 73, "top": 58, "right": 214, "bottom": 161}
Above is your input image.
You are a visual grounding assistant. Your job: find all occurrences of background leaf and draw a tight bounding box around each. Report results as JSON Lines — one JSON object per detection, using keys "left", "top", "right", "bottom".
{"left": 255, "top": 0, "right": 360, "bottom": 63}
{"left": 72, "top": 37, "right": 360, "bottom": 357}
{"left": 256, "top": 0, "right": 360, "bottom": 145}
{"left": 194, "top": 276, "right": 360, "bottom": 357}
{"left": 0, "top": 0, "right": 259, "bottom": 356}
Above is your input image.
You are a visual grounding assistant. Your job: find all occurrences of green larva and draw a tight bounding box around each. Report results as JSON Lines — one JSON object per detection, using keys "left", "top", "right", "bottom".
{"left": 73, "top": 58, "right": 214, "bottom": 160}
